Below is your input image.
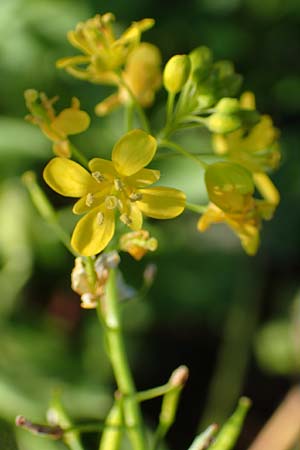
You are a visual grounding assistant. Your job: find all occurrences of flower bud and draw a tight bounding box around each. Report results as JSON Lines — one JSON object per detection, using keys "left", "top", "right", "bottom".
{"left": 215, "top": 98, "right": 240, "bottom": 114}
{"left": 189, "top": 46, "right": 213, "bottom": 81}
{"left": 120, "top": 230, "right": 158, "bottom": 260}
{"left": 205, "top": 162, "right": 254, "bottom": 213}
{"left": 163, "top": 54, "right": 191, "bottom": 93}
{"left": 207, "top": 113, "right": 241, "bottom": 134}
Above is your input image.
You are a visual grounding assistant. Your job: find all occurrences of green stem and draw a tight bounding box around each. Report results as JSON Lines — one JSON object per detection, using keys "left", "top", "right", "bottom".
{"left": 181, "top": 115, "right": 207, "bottom": 125}
{"left": 98, "top": 269, "right": 147, "bottom": 450}
{"left": 125, "top": 102, "right": 135, "bottom": 132}
{"left": 199, "top": 268, "right": 262, "bottom": 431}
{"left": 137, "top": 384, "right": 175, "bottom": 402}
{"left": 166, "top": 92, "right": 175, "bottom": 126}
{"left": 185, "top": 202, "right": 208, "bottom": 214}
{"left": 158, "top": 139, "right": 208, "bottom": 169}
{"left": 84, "top": 256, "right": 97, "bottom": 290}
{"left": 22, "top": 171, "right": 76, "bottom": 256}
{"left": 69, "top": 143, "right": 89, "bottom": 169}
{"left": 117, "top": 74, "right": 150, "bottom": 133}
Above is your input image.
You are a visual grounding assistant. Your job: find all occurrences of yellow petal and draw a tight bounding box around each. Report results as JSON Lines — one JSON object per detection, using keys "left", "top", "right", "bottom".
{"left": 137, "top": 187, "right": 186, "bottom": 219}
{"left": 112, "top": 129, "right": 157, "bottom": 176}
{"left": 52, "top": 109, "right": 90, "bottom": 135}
{"left": 53, "top": 140, "right": 71, "bottom": 158}
{"left": 119, "top": 18, "right": 155, "bottom": 44}
{"left": 128, "top": 202, "right": 143, "bottom": 230}
{"left": 88, "top": 158, "right": 118, "bottom": 180}
{"left": 43, "top": 158, "right": 96, "bottom": 197}
{"left": 56, "top": 55, "right": 91, "bottom": 69}
{"left": 253, "top": 172, "right": 280, "bottom": 206}
{"left": 95, "top": 94, "right": 122, "bottom": 116}
{"left": 197, "top": 204, "right": 224, "bottom": 231}
{"left": 71, "top": 207, "right": 115, "bottom": 256}
{"left": 127, "top": 168, "right": 160, "bottom": 187}
{"left": 236, "top": 224, "right": 259, "bottom": 256}
{"left": 73, "top": 187, "right": 111, "bottom": 214}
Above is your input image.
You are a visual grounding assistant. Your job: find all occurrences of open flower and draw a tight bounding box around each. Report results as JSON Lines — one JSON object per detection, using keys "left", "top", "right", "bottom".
{"left": 198, "top": 161, "right": 275, "bottom": 255}
{"left": 43, "top": 129, "right": 186, "bottom": 256}
{"left": 95, "top": 43, "right": 162, "bottom": 116}
{"left": 198, "top": 200, "right": 275, "bottom": 255}
{"left": 25, "top": 90, "right": 90, "bottom": 157}
{"left": 56, "top": 13, "right": 155, "bottom": 85}
{"left": 212, "top": 92, "right": 281, "bottom": 206}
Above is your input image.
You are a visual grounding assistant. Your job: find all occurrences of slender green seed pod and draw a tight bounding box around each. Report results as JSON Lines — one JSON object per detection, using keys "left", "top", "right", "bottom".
{"left": 209, "top": 397, "right": 251, "bottom": 450}
{"left": 187, "top": 424, "right": 218, "bottom": 450}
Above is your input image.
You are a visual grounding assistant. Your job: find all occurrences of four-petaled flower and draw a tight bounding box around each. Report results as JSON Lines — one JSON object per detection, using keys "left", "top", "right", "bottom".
{"left": 198, "top": 200, "right": 275, "bottom": 256}
{"left": 25, "top": 90, "right": 90, "bottom": 157}
{"left": 198, "top": 161, "right": 275, "bottom": 255}
{"left": 43, "top": 129, "right": 186, "bottom": 256}
{"left": 56, "top": 13, "right": 155, "bottom": 85}
{"left": 95, "top": 43, "right": 162, "bottom": 116}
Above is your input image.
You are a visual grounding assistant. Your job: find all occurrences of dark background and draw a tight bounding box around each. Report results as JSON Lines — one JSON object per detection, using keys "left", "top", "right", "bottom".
{"left": 0, "top": 0, "right": 300, "bottom": 449}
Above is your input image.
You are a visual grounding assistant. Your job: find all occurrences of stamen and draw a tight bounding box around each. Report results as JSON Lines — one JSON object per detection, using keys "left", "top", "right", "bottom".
{"left": 129, "top": 192, "right": 143, "bottom": 202}
{"left": 97, "top": 212, "right": 104, "bottom": 225}
{"left": 86, "top": 192, "right": 94, "bottom": 207}
{"left": 114, "top": 178, "right": 124, "bottom": 191}
{"left": 105, "top": 195, "right": 118, "bottom": 210}
{"left": 117, "top": 199, "right": 123, "bottom": 210}
{"left": 92, "top": 171, "right": 105, "bottom": 183}
{"left": 120, "top": 214, "right": 132, "bottom": 226}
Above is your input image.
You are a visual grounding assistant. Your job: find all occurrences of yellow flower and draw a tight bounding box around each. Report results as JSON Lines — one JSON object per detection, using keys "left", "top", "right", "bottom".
{"left": 56, "top": 13, "right": 155, "bottom": 85}
{"left": 212, "top": 92, "right": 281, "bottom": 207}
{"left": 25, "top": 90, "right": 90, "bottom": 157}
{"left": 198, "top": 200, "right": 275, "bottom": 255}
{"left": 119, "top": 230, "right": 158, "bottom": 260}
{"left": 95, "top": 43, "right": 162, "bottom": 116}
{"left": 43, "top": 129, "right": 186, "bottom": 256}
{"left": 198, "top": 161, "right": 275, "bottom": 255}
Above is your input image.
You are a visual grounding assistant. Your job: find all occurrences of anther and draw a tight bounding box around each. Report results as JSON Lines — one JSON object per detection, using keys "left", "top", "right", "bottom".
{"left": 117, "top": 199, "right": 123, "bottom": 210}
{"left": 86, "top": 193, "right": 94, "bottom": 207}
{"left": 114, "top": 178, "right": 124, "bottom": 191}
{"left": 105, "top": 195, "right": 118, "bottom": 210}
{"left": 129, "top": 192, "right": 143, "bottom": 202}
{"left": 120, "top": 214, "right": 132, "bottom": 226}
{"left": 92, "top": 171, "right": 105, "bottom": 183}
{"left": 97, "top": 212, "right": 104, "bottom": 225}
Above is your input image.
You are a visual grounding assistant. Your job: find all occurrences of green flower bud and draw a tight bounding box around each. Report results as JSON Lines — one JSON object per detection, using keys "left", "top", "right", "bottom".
{"left": 163, "top": 54, "right": 191, "bottom": 93}
{"left": 215, "top": 98, "right": 240, "bottom": 114}
{"left": 255, "top": 320, "right": 300, "bottom": 376}
{"left": 205, "top": 162, "right": 254, "bottom": 212}
{"left": 189, "top": 46, "right": 213, "bottom": 81}
{"left": 207, "top": 113, "right": 241, "bottom": 134}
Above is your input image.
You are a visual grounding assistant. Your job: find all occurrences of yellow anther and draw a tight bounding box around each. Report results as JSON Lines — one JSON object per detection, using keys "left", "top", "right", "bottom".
{"left": 92, "top": 171, "right": 105, "bottom": 183}
{"left": 129, "top": 192, "right": 143, "bottom": 202}
{"left": 86, "top": 193, "right": 94, "bottom": 207}
{"left": 117, "top": 198, "right": 123, "bottom": 210}
{"left": 114, "top": 178, "right": 124, "bottom": 191}
{"left": 120, "top": 214, "right": 132, "bottom": 226}
{"left": 97, "top": 212, "right": 104, "bottom": 225}
{"left": 105, "top": 195, "right": 118, "bottom": 210}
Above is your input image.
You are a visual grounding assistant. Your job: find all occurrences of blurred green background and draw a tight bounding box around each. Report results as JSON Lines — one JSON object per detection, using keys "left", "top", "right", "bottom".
{"left": 1, "top": 0, "right": 300, "bottom": 449}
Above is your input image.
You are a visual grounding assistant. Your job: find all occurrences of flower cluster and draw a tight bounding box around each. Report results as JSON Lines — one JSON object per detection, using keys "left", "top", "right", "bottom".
{"left": 25, "top": 11, "right": 281, "bottom": 261}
